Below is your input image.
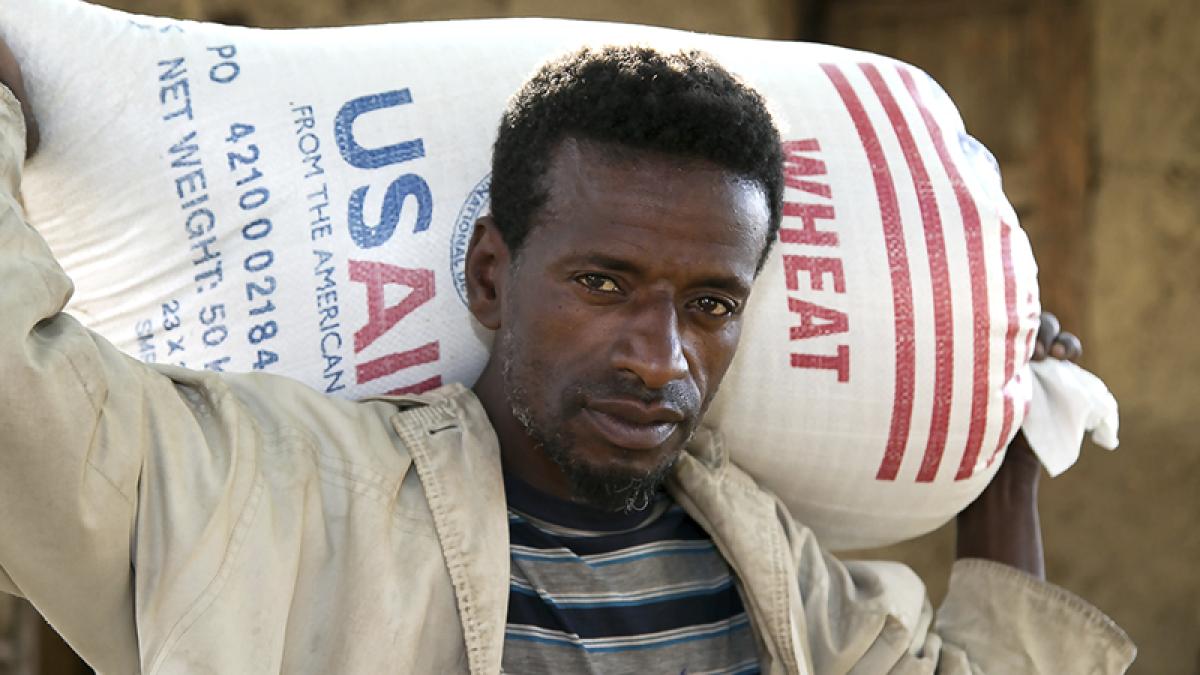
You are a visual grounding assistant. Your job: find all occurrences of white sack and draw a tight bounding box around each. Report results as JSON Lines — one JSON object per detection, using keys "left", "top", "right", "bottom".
{"left": 0, "top": 0, "right": 1041, "bottom": 550}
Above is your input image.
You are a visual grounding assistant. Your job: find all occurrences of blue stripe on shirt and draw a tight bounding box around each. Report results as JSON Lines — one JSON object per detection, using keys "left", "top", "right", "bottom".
{"left": 505, "top": 614, "right": 752, "bottom": 653}
{"left": 509, "top": 576, "right": 735, "bottom": 609}
{"left": 507, "top": 577, "right": 746, "bottom": 636}
{"left": 510, "top": 539, "right": 717, "bottom": 567}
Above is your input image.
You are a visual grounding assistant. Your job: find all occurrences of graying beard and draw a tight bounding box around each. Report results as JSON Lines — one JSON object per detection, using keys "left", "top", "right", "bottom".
{"left": 501, "top": 342, "right": 535, "bottom": 430}
{"left": 500, "top": 327, "right": 696, "bottom": 513}
{"left": 501, "top": 345, "right": 668, "bottom": 513}
{"left": 605, "top": 461, "right": 676, "bottom": 512}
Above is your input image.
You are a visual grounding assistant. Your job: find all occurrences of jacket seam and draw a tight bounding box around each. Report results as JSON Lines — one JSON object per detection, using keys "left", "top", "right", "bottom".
{"left": 46, "top": 321, "right": 139, "bottom": 505}
{"left": 396, "top": 404, "right": 489, "bottom": 674}
{"left": 673, "top": 456, "right": 804, "bottom": 674}
{"left": 766, "top": 496, "right": 801, "bottom": 674}
{"left": 952, "top": 559, "right": 1135, "bottom": 658}
{"left": 83, "top": 456, "right": 135, "bottom": 509}
{"left": 268, "top": 425, "right": 397, "bottom": 495}
{"left": 257, "top": 425, "right": 433, "bottom": 537}
{"left": 146, "top": 475, "right": 266, "bottom": 673}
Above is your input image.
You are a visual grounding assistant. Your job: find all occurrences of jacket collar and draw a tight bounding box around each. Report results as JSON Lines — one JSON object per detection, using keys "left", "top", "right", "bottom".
{"left": 386, "top": 384, "right": 510, "bottom": 675}
{"left": 384, "top": 386, "right": 806, "bottom": 675}
{"left": 668, "top": 427, "right": 809, "bottom": 675}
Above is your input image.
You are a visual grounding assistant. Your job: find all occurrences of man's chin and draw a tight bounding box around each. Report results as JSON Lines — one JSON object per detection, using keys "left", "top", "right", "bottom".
{"left": 549, "top": 446, "right": 683, "bottom": 513}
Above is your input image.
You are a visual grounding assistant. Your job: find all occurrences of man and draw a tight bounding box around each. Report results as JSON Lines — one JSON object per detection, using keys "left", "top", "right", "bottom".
{"left": 0, "top": 38, "right": 1132, "bottom": 673}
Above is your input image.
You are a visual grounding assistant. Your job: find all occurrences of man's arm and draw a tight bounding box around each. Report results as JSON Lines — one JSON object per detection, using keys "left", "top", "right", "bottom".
{"left": 954, "top": 312, "right": 1082, "bottom": 579}
{"left": 0, "top": 43, "right": 143, "bottom": 672}
{"left": 0, "top": 38, "right": 255, "bottom": 673}
{"left": 766, "top": 312, "right": 1134, "bottom": 673}
{"left": 955, "top": 433, "right": 1045, "bottom": 574}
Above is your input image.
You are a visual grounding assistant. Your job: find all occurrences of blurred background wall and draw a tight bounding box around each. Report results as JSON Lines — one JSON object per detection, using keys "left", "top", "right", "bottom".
{"left": 2, "top": 0, "right": 1195, "bottom": 673}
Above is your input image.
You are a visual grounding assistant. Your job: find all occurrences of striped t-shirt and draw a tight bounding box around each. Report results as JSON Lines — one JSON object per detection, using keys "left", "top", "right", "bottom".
{"left": 501, "top": 471, "right": 760, "bottom": 674}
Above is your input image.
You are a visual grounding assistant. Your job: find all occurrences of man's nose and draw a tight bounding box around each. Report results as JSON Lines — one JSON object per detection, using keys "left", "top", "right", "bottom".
{"left": 611, "top": 295, "right": 689, "bottom": 391}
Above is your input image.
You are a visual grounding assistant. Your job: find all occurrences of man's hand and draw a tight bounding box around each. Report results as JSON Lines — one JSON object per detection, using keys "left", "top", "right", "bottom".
{"left": 1032, "top": 312, "right": 1081, "bottom": 362}
{"left": 955, "top": 312, "right": 1081, "bottom": 580}
{"left": 0, "top": 35, "right": 39, "bottom": 158}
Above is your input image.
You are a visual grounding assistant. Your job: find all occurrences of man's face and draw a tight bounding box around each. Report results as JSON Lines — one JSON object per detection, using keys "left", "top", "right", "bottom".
{"left": 488, "top": 139, "right": 770, "bottom": 511}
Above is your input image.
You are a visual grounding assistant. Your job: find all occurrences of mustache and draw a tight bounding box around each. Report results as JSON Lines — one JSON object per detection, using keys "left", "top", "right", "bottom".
{"left": 572, "top": 377, "right": 702, "bottom": 417}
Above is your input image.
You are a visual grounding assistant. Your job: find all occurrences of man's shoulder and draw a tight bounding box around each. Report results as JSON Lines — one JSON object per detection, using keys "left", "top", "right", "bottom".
{"left": 679, "top": 426, "right": 799, "bottom": 519}
{"left": 144, "top": 364, "right": 467, "bottom": 476}
{"left": 360, "top": 380, "right": 477, "bottom": 413}
{"left": 684, "top": 425, "right": 773, "bottom": 493}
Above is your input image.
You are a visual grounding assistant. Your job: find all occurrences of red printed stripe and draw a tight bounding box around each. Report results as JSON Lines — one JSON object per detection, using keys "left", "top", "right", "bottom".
{"left": 822, "top": 63, "right": 916, "bottom": 482}
{"left": 1023, "top": 292, "right": 1039, "bottom": 366}
{"left": 356, "top": 341, "right": 439, "bottom": 384}
{"left": 862, "top": 63, "right": 954, "bottom": 483}
{"left": 896, "top": 67, "right": 993, "bottom": 482}
{"left": 987, "top": 234, "right": 1036, "bottom": 468}
{"left": 387, "top": 375, "right": 443, "bottom": 396}
{"left": 791, "top": 180, "right": 832, "bottom": 198}
{"left": 988, "top": 223, "right": 1020, "bottom": 467}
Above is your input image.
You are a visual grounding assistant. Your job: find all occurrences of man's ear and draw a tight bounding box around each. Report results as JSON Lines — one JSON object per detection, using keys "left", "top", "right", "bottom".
{"left": 465, "top": 215, "right": 509, "bottom": 331}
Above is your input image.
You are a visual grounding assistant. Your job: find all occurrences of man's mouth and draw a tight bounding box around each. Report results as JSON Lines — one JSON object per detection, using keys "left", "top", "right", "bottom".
{"left": 581, "top": 398, "right": 685, "bottom": 451}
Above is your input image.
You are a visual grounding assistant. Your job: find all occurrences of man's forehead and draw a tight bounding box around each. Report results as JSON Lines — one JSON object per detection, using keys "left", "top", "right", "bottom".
{"left": 524, "top": 138, "right": 769, "bottom": 288}
{"left": 545, "top": 137, "right": 748, "bottom": 187}
{"left": 539, "top": 138, "right": 771, "bottom": 245}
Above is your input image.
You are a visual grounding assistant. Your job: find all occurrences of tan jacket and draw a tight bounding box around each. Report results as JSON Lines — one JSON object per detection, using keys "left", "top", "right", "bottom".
{"left": 0, "top": 87, "right": 1134, "bottom": 674}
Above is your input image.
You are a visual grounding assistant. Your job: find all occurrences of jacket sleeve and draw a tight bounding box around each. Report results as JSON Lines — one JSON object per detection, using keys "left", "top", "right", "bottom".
{"left": 786, "top": 513, "right": 1137, "bottom": 673}
{"left": 932, "top": 558, "right": 1136, "bottom": 673}
{"left": 0, "top": 83, "right": 169, "bottom": 674}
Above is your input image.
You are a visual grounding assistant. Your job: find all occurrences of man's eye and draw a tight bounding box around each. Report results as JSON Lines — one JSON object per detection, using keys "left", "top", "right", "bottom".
{"left": 577, "top": 273, "right": 621, "bottom": 294}
{"left": 693, "top": 297, "right": 736, "bottom": 317}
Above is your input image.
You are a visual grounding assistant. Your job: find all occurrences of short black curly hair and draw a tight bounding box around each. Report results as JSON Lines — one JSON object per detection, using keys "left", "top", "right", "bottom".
{"left": 490, "top": 45, "right": 784, "bottom": 271}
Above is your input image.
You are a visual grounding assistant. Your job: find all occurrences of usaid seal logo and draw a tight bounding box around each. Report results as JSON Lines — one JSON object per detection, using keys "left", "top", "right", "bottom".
{"left": 450, "top": 174, "right": 491, "bottom": 306}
